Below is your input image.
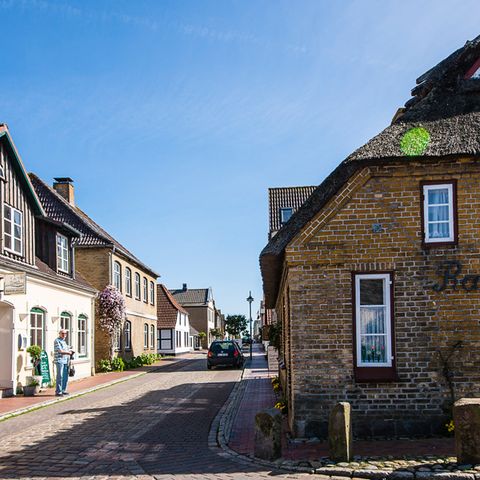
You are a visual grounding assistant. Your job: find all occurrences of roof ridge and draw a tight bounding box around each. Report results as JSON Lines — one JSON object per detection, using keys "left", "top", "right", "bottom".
{"left": 28, "top": 173, "right": 111, "bottom": 245}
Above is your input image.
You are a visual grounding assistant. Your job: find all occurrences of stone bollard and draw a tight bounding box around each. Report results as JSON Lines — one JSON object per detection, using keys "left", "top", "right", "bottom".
{"left": 454, "top": 398, "right": 480, "bottom": 464}
{"left": 328, "top": 402, "right": 352, "bottom": 462}
{"left": 254, "top": 407, "right": 282, "bottom": 460}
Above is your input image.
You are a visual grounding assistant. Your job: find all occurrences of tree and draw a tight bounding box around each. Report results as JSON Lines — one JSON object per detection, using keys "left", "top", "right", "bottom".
{"left": 224, "top": 314, "right": 247, "bottom": 338}
{"left": 97, "top": 285, "right": 126, "bottom": 359}
{"left": 210, "top": 328, "right": 222, "bottom": 339}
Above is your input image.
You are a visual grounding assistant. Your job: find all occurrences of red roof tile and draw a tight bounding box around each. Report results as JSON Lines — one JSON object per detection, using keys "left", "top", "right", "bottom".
{"left": 157, "top": 284, "right": 188, "bottom": 329}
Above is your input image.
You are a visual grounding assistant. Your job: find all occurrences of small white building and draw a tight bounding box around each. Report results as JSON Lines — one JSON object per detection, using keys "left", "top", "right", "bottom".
{"left": 157, "top": 284, "right": 192, "bottom": 354}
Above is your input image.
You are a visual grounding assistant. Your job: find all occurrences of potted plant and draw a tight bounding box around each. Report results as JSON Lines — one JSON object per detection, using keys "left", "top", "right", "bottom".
{"left": 26, "top": 345, "right": 43, "bottom": 390}
{"left": 23, "top": 379, "right": 39, "bottom": 397}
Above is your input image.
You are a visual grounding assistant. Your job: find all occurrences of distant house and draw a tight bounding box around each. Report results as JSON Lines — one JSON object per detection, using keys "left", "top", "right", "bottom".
{"left": 170, "top": 284, "right": 216, "bottom": 347}
{"left": 156, "top": 284, "right": 192, "bottom": 354}
{"left": 30, "top": 175, "right": 159, "bottom": 366}
{"left": 260, "top": 35, "right": 480, "bottom": 439}
{"left": 268, "top": 186, "right": 316, "bottom": 240}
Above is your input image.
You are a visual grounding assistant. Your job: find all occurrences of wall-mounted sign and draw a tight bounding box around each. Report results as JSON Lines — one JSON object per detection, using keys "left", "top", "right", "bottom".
{"left": 432, "top": 261, "right": 480, "bottom": 292}
{"left": 4, "top": 273, "right": 26, "bottom": 295}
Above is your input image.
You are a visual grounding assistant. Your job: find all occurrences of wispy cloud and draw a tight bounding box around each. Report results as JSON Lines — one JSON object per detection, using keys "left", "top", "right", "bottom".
{"left": 0, "top": 0, "right": 307, "bottom": 55}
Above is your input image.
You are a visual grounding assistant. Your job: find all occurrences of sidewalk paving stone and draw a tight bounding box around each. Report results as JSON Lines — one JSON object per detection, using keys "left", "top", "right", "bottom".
{"left": 224, "top": 344, "right": 461, "bottom": 476}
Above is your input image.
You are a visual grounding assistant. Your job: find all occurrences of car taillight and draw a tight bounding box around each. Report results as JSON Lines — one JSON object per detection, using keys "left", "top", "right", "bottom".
{"left": 233, "top": 350, "right": 239, "bottom": 357}
{"left": 208, "top": 351, "right": 213, "bottom": 358}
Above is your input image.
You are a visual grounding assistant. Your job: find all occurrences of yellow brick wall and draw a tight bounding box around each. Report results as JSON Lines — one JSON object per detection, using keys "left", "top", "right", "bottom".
{"left": 277, "top": 157, "right": 480, "bottom": 438}
{"left": 75, "top": 248, "right": 158, "bottom": 366}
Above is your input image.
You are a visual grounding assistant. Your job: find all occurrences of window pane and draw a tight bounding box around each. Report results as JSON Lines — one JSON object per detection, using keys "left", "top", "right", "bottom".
{"left": 14, "top": 239, "right": 21, "bottom": 253}
{"left": 429, "top": 222, "right": 450, "bottom": 239}
{"left": 360, "top": 279, "right": 384, "bottom": 305}
{"left": 428, "top": 205, "right": 448, "bottom": 222}
{"left": 13, "top": 224, "right": 21, "bottom": 239}
{"left": 13, "top": 210, "right": 21, "bottom": 224}
{"left": 4, "top": 206, "right": 11, "bottom": 220}
{"left": 428, "top": 188, "right": 448, "bottom": 204}
{"left": 361, "top": 335, "right": 387, "bottom": 363}
{"left": 360, "top": 306, "right": 385, "bottom": 334}
{"left": 4, "top": 219, "right": 11, "bottom": 235}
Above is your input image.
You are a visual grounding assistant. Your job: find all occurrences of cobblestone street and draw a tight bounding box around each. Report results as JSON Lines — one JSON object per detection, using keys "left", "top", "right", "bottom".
{"left": 0, "top": 354, "right": 309, "bottom": 480}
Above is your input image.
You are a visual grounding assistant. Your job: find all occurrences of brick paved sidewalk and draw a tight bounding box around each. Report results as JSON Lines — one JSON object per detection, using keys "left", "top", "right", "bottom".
{"left": 226, "top": 345, "right": 455, "bottom": 461}
{"left": 0, "top": 351, "right": 202, "bottom": 420}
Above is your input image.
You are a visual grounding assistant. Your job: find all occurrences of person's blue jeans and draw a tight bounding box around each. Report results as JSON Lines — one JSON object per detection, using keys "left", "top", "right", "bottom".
{"left": 55, "top": 362, "right": 69, "bottom": 395}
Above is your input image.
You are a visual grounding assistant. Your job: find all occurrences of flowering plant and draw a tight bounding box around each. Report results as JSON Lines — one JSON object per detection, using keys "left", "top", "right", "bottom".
{"left": 97, "top": 285, "right": 126, "bottom": 359}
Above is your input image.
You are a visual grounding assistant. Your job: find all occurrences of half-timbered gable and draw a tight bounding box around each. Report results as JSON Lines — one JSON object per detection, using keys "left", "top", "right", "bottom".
{"left": 0, "top": 126, "right": 44, "bottom": 267}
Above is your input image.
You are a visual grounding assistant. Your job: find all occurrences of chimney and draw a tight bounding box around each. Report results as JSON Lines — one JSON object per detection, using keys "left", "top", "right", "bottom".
{"left": 182, "top": 283, "right": 187, "bottom": 291}
{"left": 53, "top": 177, "right": 75, "bottom": 206}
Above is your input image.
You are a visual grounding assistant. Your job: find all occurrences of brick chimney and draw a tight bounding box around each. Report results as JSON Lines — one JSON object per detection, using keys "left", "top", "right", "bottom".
{"left": 53, "top": 177, "right": 75, "bottom": 206}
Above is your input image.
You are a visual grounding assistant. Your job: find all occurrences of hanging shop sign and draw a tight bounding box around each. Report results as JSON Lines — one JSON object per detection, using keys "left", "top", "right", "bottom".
{"left": 432, "top": 261, "right": 480, "bottom": 292}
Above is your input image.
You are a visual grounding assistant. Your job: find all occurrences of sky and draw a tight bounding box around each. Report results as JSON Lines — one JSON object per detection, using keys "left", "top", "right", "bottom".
{"left": 0, "top": 0, "right": 479, "bottom": 317}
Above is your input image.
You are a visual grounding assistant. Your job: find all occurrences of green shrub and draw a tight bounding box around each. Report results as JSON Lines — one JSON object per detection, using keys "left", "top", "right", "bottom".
{"left": 98, "top": 359, "right": 112, "bottom": 372}
{"left": 111, "top": 357, "right": 125, "bottom": 371}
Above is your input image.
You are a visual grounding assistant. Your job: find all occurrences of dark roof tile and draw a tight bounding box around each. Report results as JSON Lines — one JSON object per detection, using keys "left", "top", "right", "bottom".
{"left": 29, "top": 173, "right": 159, "bottom": 277}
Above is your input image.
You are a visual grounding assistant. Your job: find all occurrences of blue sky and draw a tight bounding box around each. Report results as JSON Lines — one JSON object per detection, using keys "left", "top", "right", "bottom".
{"left": 0, "top": 0, "right": 479, "bottom": 316}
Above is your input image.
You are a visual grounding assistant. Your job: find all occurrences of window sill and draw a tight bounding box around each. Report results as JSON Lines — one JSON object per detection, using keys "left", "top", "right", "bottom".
{"left": 354, "top": 366, "right": 398, "bottom": 383}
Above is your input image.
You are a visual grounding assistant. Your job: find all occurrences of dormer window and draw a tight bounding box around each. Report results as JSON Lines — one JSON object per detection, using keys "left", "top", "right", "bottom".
{"left": 465, "top": 58, "right": 480, "bottom": 79}
{"left": 280, "top": 207, "right": 293, "bottom": 226}
{"left": 56, "top": 234, "right": 69, "bottom": 273}
{"left": 4, "top": 204, "right": 23, "bottom": 256}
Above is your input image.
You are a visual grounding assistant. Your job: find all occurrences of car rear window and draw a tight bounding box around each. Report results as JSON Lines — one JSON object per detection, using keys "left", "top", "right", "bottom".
{"left": 210, "top": 342, "right": 236, "bottom": 353}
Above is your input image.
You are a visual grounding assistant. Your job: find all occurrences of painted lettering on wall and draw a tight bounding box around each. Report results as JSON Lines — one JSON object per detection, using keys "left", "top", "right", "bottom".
{"left": 432, "top": 261, "right": 480, "bottom": 292}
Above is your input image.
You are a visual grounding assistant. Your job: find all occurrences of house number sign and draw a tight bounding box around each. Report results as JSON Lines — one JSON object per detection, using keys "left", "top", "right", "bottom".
{"left": 432, "top": 260, "right": 480, "bottom": 292}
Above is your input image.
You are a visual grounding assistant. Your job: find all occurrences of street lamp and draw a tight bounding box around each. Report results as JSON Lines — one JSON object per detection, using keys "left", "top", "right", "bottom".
{"left": 246, "top": 291, "right": 254, "bottom": 360}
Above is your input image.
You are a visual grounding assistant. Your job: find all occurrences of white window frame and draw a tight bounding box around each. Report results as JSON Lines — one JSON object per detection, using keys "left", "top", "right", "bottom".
{"left": 143, "top": 277, "right": 148, "bottom": 303}
{"left": 135, "top": 273, "right": 141, "bottom": 299}
{"left": 150, "top": 324, "right": 155, "bottom": 349}
{"left": 4, "top": 204, "right": 23, "bottom": 256}
{"left": 60, "top": 312, "right": 72, "bottom": 345}
{"left": 125, "top": 268, "right": 132, "bottom": 297}
{"left": 113, "top": 261, "right": 122, "bottom": 291}
{"left": 124, "top": 320, "right": 132, "bottom": 350}
{"left": 144, "top": 323, "right": 149, "bottom": 349}
{"left": 56, "top": 234, "right": 69, "bottom": 273}
{"left": 150, "top": 281, "right": 155, "bottom": 305}
{"left": 114, "top": 325, "right": 121, "bottom": 351}
{"left": 29, "top": 308, "right": 45, "bottom": 350}
{"left": 355, "top": 273, "right": 392, "bottom": 368}
{"left": 423, "top": 183, "right": 454, "bottom": 243}
{"left": 77, "top": 314, "right": 88, "bottom": 357}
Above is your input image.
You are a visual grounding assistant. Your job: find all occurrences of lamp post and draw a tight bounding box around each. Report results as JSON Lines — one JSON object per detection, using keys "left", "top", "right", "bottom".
{"left": 246, "top": 291, "right": 254, "bottom": 361}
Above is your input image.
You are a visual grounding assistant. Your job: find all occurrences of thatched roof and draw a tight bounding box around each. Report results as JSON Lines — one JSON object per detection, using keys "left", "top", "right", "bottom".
{"left": 260, "top": 34, "right": 480, "bottom": 308}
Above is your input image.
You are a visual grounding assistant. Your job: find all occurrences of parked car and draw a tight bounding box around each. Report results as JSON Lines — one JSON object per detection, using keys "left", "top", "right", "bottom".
{"left": 207, "top": 340, "right": 244, "bottom": 370}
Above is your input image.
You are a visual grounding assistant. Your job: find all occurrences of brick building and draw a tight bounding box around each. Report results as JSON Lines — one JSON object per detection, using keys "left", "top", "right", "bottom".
{"left": 30, "top": 175, "right": 159, "bottom": 366}
{"left": 260, "top": 36, "right": 480, "bottom": 438}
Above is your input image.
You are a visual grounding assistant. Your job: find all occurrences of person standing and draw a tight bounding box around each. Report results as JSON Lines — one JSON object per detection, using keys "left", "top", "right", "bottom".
{"left": 54, "top": 329, "right": 73, "bottom": 396}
